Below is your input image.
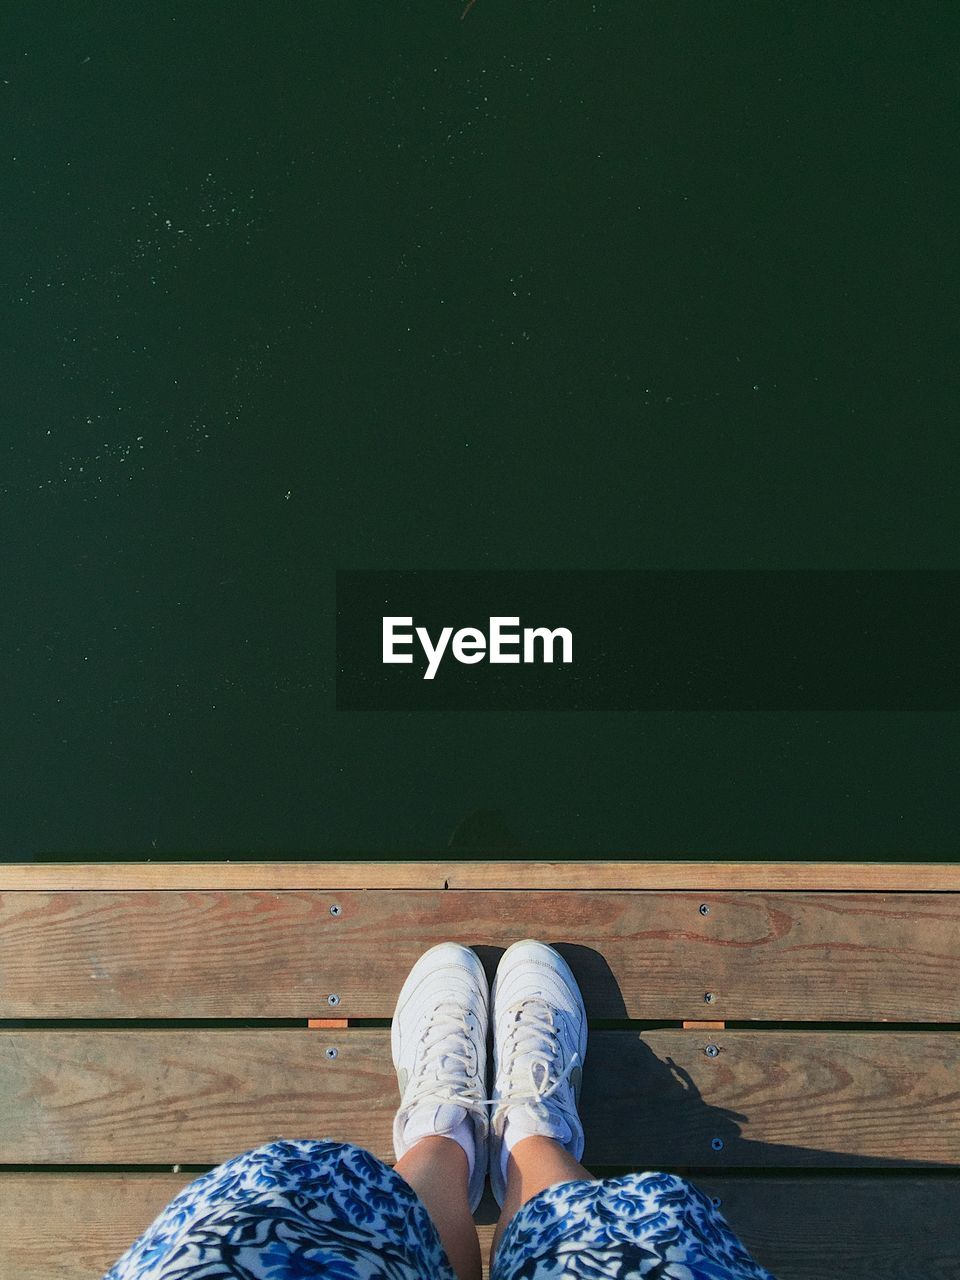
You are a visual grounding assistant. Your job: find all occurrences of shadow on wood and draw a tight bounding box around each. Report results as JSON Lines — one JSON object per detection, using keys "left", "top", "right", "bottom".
{"left": 473, "top": 942, "right": 960, "bottom": 1171}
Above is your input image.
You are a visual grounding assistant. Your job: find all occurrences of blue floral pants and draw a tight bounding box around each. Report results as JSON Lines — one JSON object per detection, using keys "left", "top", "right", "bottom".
{"left": 103, "top": 1139, "right": 776, "bottom": 1279}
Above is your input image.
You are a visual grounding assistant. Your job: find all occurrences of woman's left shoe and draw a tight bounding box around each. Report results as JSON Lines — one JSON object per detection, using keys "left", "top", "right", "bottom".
{"left": 391, "top": 942, "right": 490, "bottom": 1212}
{"left": 488, "top": 939, "right": 588, "bottom": 1207}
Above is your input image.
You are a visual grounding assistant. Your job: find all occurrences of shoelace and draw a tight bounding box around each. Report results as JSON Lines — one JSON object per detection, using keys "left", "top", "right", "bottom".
{"left": 489, "top": 997, "right": 581, "bottom": 1137}
{"left": 401, "top": 1001, "right": 492, "bottom": 1126}
{"left": 401, "top": 997, "right": 581, "bottom": 1139}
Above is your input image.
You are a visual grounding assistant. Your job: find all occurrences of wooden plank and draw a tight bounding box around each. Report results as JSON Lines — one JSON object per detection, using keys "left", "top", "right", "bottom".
{"left": 691, "top": 1175, "right": 960, "bottom": 1279}
{"left": 3, "top": 889, "right": 959, "bottom": 1020}
{"left": 2, "top": 1029, "right": 959, "bottom": 1167}
{"left": 1, "top": 860, "right": 959, "bottom": 892}
{"left": 3, "top": 1173, "right": 960, "bottom": 1280}
{"left": 0, "top": 1174, "right": 189, "bottom": 1280}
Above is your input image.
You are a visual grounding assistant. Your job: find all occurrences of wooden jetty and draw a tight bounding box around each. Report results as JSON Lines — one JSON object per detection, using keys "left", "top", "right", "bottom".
{"left": 2, "top": 860, "right": 959, "bottom": 1278}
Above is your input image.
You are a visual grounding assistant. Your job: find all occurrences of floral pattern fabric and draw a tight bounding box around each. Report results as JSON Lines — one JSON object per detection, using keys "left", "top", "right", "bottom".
{"left": 494, "top": 1170, "right": 776, "bottom": 1279}
{"left": 103, "top": 1140, "right": 776, "bottom": 1280}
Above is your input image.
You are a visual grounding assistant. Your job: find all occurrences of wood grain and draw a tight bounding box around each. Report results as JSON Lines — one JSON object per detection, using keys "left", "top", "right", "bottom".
{"left": 2, "top": 860, "right": 958, "bottom": 891}
{"left": 3, "top": 1173, "right": 960, "bottom": 1280}
{"left": 2, "top": 1028, "right": 958, "bottom": 1166}
{"left": 3, "top": 889, "right": 959, "bottom": 1020}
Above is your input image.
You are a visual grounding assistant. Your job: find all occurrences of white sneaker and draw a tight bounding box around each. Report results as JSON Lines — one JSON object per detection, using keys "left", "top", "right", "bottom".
{"left": 391, "top": 942, "right": 490, "bottom": 1212}
{"left": 489, "top": 939, "right": 588, "bottom": 1206}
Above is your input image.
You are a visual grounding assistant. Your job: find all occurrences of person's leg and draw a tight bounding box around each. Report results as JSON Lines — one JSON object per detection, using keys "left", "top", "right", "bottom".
{"left": 491, "top": 1133, "right": 594, "bottom": 1257}
{"left": 392, "top": 943, "right": 492, "bottom": 1280}
{"left": 485, "top": 945, "right": 775, "bottom": 1279}
{"left": 487, "top": 940, "right": 592, "bottom": 1272}
{"left": 102, "top": 1139, "right": 457, "bottom": 1280}
{"left": 105, "top": 940, "right": 492, "bottom": 1280}
{"left": 395, "top": 1135, "right": 482, "bottom": 1280}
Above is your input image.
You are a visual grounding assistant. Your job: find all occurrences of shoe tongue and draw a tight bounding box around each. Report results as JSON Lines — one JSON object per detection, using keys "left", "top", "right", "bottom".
{"left": 507, "top": 1094, "right": 573, "bottom": 1146}
{"left": 403, "top": 1101, "right": 468, "bottom": 1144}
{"left": 505, "top": 1017, "right": 575, "bottom": 1145}
{"left": 514, "top": 1052, "right": 551, "bottom": 1092}
{"left": 403, "top": 1023, "right": 475, "bottom": 1144}
{"left": 509, "top": 1002, "right": 562, "bottom": 1092}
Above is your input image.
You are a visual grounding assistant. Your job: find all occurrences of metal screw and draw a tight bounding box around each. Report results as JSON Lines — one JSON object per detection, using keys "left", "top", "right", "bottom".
{"left": 711, "top": 1137, "right": 724, "bottom": 1152}
{"left": 705, "top": 1043, "right": 720, "bottom": 1058}
{"left": 699, "top": 903, "right": 710, "bottom": 916}
{"left": 711, "top": 1196, "right": 722, "bottom": 1208}
{"left": 329, "top": 904, "right": 342, "bottom": 917}
{"left": 325, "top": 1047, "right": 338, "bottom": 1060}
{"left": 327, "top": 993, "right": 341, "bottom": 1007}
{"left": 704, "top": 992, "right": 716, "bottom": 1004}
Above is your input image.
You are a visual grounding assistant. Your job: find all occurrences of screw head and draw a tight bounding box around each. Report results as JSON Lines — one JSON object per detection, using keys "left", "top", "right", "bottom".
{"left": 704, "top": 991, "right": 716, "bottom": 1004}
{"left": 711, "top": 1137, "right": 724, "bottom": 1152}
{"left": 711, "top": 1195, "right": 722, "bottom": 1208}
{"left": 327, "top": 993, "right": 341, "bottom": 1007}
{"left": 699, "top": 903, "right": 710, "bottom": 916}
{"left": 705, "top": 1043, "right": 720, "bottom": 1058}
{"left": 329, "top": 904, "right": 342, "bottom": 917}
{"left": 325, "top": 1047, "right": 338, "bottom": 1060}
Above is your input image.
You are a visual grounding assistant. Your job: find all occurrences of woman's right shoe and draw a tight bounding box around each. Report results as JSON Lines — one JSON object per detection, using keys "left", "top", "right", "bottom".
{"left": 391, "top": 942, "right": 490, "bottom": 1212}
{"left": 489, "top": 939, "right": 588, "bottom": 1207}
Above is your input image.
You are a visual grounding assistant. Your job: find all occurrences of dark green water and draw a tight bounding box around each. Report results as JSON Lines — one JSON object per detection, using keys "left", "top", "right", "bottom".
{"left": 2, "top": 2, "right": 958, "bottom": 859}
